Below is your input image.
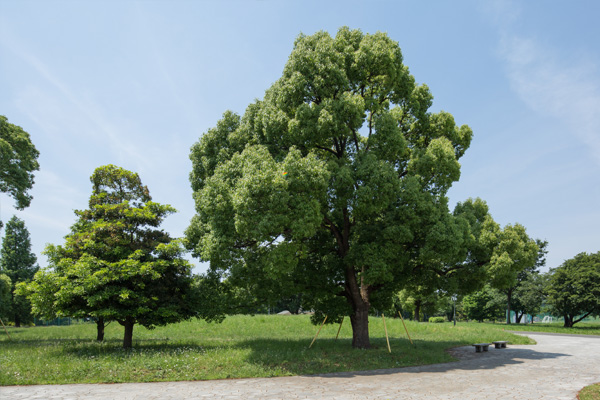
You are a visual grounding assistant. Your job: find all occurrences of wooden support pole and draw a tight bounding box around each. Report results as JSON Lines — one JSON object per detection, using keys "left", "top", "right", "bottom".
{"left": 309, "top": 315, "right": 327, "bottom": 348}
{"left": 0, "top": 317, "right": 10, "bottom": 340}
{"left": 335, "top": 316, "right": 344, "bottom": 340}
{"left": 382, "top": 313, "right": 391, "bottom": 353}
{"left": 398, "top": 310, "right": 414, "bottom": 345}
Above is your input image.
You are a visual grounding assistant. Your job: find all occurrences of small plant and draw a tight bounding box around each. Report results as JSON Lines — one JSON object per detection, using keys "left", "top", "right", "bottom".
{"left": 429, "top": 317, "right": 445, "bottom": 323}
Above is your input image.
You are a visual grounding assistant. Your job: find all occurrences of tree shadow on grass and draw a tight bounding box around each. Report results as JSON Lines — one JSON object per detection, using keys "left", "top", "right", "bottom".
{"left": 229, "top": 336, "right": 571, "bottom": 378}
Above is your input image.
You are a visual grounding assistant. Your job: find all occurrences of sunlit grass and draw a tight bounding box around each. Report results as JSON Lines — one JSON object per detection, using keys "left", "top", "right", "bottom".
{"left": 484, "top": 320, "right": 600, "bottom": 336}
{"left": 579, "top": 383, "right": 600, "bottom": 400}
{"left": 1, "top": 315, "right": 534, "bottom": 385}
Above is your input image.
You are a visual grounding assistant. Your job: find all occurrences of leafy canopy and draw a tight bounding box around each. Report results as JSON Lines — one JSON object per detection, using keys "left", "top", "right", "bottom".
{"left": 187, "top": 27, "right": 475, "bottom": 347}
{"left": 23, "top": 165, "right": 196, "bottom": 346}
{"left": 547, "top": 251, "right": 600, "bottom": 327}
{"left": 0, "top": 215, "right": 38, "bottom": 325}
{"left": 0, "top": 116, "right": 40, "bottom": 212}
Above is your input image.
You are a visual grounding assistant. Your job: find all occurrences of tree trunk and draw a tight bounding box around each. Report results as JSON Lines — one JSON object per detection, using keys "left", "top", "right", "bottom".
{"left": 350, "top": 304, "right": 370, "bottom": 349}
{"left": 515, "top": 311, "right": 523, "bottom": 324}
{"left": 563, "top": 314, "right": 573, "bottom": 328}
{"left": 119, "top": 317, "right": 135, "bottom": 349}
{"left": 14, "top": 314, "right": 21, "bottom": 328}
{"left": 414, "top": 301, "right": 421, "bottom": 322}
{"left": 96, "top": 317, "right": 105, "bottom": 342}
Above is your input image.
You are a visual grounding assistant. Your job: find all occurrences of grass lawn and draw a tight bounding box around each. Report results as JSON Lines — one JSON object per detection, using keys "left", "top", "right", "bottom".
{"left": 1, "top": 315, "right": 533, "bottom": 385}
{"left": 579, "top": 383, "right": 600, "bottom": 400}
{"left": 485, "top": 321, "right": 600, "bottom": 336}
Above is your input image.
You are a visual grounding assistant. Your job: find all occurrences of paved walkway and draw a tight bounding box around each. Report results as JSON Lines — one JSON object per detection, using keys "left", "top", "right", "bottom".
{"left": 2, "top": 333, "right": 600, "bottom": 400}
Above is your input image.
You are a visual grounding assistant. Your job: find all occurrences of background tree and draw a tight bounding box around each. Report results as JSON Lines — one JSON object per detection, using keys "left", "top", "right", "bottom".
{"left": 0, "top": 215, "right": 38, "bottom": 327}
{"left": 0, "top": 273, "right": 11, "bottom": 320}
{"left": 512, "top": 272, "right": 547, "bottom": 323}
{"left": 507, "top": 240, "right": 547, "bottom": 323}
{"left": 396, "top": 287, "right": 443, "bottom": 322}
{"left": 187, "top": 28, "right": 475, "bottom": 348}
{"left": 547, "top": 252, "right": 600, "bottom": 327}
{"left": 0, "top": 116, "right": 40, "bottom": 228}
{"left": 484, "top": 223, "right": 539, "bottom": 324}
{"left": 22, "top": 165, "right": 196, "bottom": 348}
{"left": 462, "top": 285, "right": 503, "bottom": 322}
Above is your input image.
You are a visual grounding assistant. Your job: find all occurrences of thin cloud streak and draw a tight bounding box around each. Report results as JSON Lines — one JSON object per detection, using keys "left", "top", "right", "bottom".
{"left": 0, "top": 29, "right": 152, "bottom": 171}
{"left": 490, "top": 2, "right": 600, "bottom": 165}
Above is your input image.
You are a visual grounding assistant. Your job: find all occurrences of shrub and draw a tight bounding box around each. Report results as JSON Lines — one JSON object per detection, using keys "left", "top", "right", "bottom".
{"left": 429, "top": 316, "right": 445, "bottom": 323}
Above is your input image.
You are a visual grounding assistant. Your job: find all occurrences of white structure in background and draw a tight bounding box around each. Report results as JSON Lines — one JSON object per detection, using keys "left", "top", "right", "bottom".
{"left": 541, "top": 316, "right": 554, "bottom": 323}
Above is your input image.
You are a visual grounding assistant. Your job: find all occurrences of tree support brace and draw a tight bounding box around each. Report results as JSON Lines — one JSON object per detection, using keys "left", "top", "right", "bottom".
{"left": 0, "top": 318, "right": 11, "bottom": 339}
{"left": 382, "top": 313, "right": 391, "bottom": 353}
{"left": 398, "top": 311, "right": 414, "bottom": 346}
{"left": 335, "top": 316, "right": 344, "bottom": 340}
{"left": 309, "top": 315, "right": 327, "bottom": 348}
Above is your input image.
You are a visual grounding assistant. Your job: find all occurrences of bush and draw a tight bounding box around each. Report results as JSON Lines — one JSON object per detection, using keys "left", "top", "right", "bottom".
{"left": 429, "top": 316, "right": 445, "bottom": 323}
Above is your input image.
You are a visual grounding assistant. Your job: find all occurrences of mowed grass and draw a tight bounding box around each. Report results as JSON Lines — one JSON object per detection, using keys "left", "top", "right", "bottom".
{"left": 492, "top": 320, "right": 600, "bottom": 336}
{"left": 0, "top": 315, "right": 533, "bottom": 385}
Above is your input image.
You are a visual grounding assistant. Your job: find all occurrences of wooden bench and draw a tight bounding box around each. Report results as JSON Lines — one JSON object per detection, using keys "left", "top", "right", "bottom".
{"left": 493, "top": 341, "right": 508, "bottom": 349}
{"left": 472, "top": 343, "right": 491, "bottom": 352}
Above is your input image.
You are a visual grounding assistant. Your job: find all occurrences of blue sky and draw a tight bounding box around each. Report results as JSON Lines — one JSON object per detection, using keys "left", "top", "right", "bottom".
{"left": 1, "top": 0, "right": 599, "bottom": 274}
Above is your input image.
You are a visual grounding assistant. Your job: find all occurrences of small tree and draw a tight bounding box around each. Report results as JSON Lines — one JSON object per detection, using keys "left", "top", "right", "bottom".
{"left": 0, "top": 273, "right": 11, "bottom": 320}
{"left": 512, "top": 272, "right": 547, "bottom": 323}
{"left": 462, "top": 286, "right": 503, "bottom": 322}
{"left": 485, "top": 224, "right": 539, "bottom": 324}
{"left": 547, "top": 252, "right": 600, "bottom": 327}
{"left": 24, "top": 165, "right": 196, "bottom": 348}
{"left": 0, "top": 216, "right": 38, "bottom": 327}
{"left": 0, "top": 116, "right": 40, "bottom": 227}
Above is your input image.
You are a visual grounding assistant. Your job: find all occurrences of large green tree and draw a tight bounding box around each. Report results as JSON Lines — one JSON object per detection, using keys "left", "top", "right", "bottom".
{"left": 0, "top": 215, "right": 38, "bottom": 327}
{"left": 23, "top": 165, "right": 196, "bottom": 348}
{"left": 187, "top": 28, "right": 476, "bottom": 348}
{"left": 0, "top": 116, "right": 40, "bottom": 226}
{"left": 547, "top": 252, "right": 600, "bottom": 327}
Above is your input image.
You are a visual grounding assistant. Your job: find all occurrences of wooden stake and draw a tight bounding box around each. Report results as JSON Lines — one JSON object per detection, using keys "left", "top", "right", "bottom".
{"left": 398, "top": 310, "right": 414, "bottom": 345}
{"left": 0, "top": 318, "right": 10, "bottom": 340}
{"left": 382, "top": 313, "right": 391, "bottom": 353}
{"left": 335, "top": 316, "right": 344, "bottom": 340}
{"left": 309, "top": 315, "right": 327, "bottom": 348}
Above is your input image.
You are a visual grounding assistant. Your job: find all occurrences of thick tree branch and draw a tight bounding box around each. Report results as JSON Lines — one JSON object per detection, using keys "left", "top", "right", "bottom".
{"left": 573, "top": 311, "right": 592, "bottom": 325}
{"left": 316, "top": 145, "right": 339, "bottom": 158}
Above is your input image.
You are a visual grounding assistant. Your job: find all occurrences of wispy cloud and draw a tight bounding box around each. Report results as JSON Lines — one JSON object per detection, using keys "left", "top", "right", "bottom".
{"left": 487, "top": 0, "right": 600, "bottom": 165}
{"left": 0, "top": 28, "right": 152, "bottom": 172}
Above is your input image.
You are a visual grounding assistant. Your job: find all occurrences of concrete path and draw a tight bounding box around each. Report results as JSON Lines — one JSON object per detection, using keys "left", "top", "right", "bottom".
{"left": 2, "top": 333, "right": 600, "bottom": 400}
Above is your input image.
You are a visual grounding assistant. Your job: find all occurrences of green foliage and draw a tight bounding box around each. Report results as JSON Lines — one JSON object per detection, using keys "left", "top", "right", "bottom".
{"left": 396, "top": 288, "right": 445, "bottom": 321}
{"left": 0, "top": 115, "right": 40, "bottom": 214}
{"left": 0, "top": 215, "right": 38, "bottom": 326}
{"left": 547, "top": 251, "right": 600, "bottom": 327}
{"left": 23, "top": 165, "right": 196, "bottom": 347}
{"left": 187, "top": 27, "right": 475, "bottom": 348}
{"left": 512, "top": 271, "right": 547, "bottom": 321}
{"left": 485, "top": 224, "right": 539, "bottom": 291}
{"left": 0, "top": 273, "right": 11, "bottom": 319}
{"left": 428, "top": 316, "right": 445, "bottom": 323}
{"left": 462, "top": 286, "right": 503, "bottom": 322}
